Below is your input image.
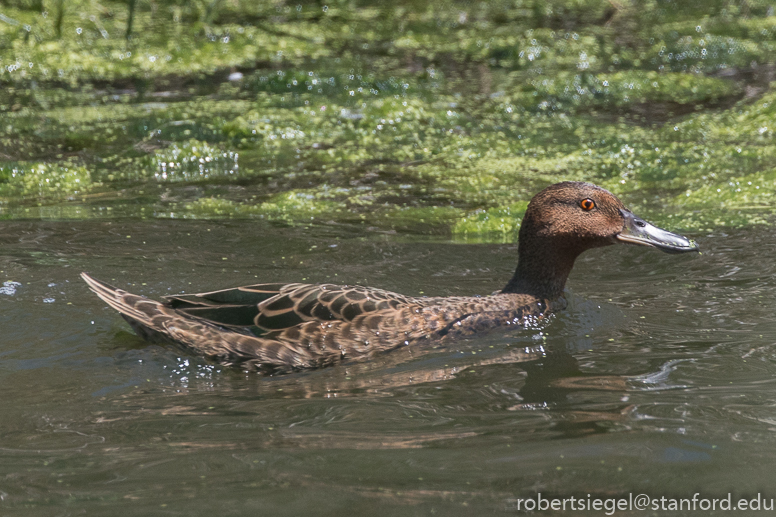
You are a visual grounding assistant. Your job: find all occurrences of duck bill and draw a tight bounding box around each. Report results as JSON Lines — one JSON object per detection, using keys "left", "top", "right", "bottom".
{"left": 616, "top": 210, "right": 699, "bottom": 254}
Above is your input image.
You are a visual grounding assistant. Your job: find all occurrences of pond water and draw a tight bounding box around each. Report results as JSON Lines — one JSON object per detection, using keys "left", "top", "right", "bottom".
{"left": 3, "top": 0, "right": 776, "bottom": 514}
{"left": 1, "top": 217, "right": 775, "bottom": 515}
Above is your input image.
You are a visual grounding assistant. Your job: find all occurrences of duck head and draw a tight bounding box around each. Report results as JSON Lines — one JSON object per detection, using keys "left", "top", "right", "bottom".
{"left": 502, "top": 181, "right": 698, "bottom": 298}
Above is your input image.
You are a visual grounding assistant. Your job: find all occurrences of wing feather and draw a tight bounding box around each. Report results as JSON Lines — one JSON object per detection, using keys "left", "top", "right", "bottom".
{"left": 164, "top": 282, "right": 438, "bottom": 332}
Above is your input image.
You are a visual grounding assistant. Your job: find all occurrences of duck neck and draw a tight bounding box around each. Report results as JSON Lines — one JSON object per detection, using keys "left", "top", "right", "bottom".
{"left": 501, "top": 238, "right": 581, "bottom": 300}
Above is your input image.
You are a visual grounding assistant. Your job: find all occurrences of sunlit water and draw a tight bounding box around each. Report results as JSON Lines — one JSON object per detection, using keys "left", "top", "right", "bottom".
{"left": 1, "top": 219, "right": 776, "bottom": 515}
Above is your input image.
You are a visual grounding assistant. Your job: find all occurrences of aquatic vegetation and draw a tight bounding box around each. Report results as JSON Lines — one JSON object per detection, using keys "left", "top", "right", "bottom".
{"left": 453, "top": 202, "right": 529, "bottom": 243}
{"left": 151, "top": 139, "right": 239, "bottom": 182}
{"left": 1, "top": 0, "right": 776, "bottom": 239}
{"left": 184, "top": 190, "right": 342, "bottom": 224}
{"left": 0, "top": 161, "right": 93, "bottom": 201}
{"left": 519, "top": 70, "right": 740, "bottom": 111}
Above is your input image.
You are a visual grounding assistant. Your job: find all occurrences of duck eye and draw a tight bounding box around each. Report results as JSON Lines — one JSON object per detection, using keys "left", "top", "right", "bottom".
{"left": 579, "top": 198, "right": 596, "bottom": 211}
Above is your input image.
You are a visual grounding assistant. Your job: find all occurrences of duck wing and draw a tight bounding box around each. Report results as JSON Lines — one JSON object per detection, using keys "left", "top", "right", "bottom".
{"left": 164, "top": 283, "right": 438, "bottom": 332}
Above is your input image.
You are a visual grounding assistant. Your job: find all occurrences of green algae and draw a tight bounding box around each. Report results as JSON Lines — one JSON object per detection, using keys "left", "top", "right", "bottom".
{"left": 150, "top": 139, "right": 239, "bottom": 182}
{"left": 521, "top": 70, "right": 740, "bottom": 110}
{"left": 0, "top": 161, "right": 93, "bottom": 201}
{"left": 183, "top": 190, "right": 461, "bottom": 233}
{"left": 453, "top": 202, "right": 529, "bottom": 243}
{"left": 185, "top": 191, "right": 342, "bottom": 223}
{"left": 1, "top": 1, "right": 776, "bottom": 240}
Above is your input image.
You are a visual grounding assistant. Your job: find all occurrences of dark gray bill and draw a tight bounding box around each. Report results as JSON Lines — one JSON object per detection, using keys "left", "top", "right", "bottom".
{"left": 616, "top": 210, "right": 699, "bottom": 254}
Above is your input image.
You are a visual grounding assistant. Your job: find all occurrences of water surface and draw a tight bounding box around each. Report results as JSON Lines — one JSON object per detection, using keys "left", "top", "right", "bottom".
{"left": 1, "top": 219, "right": 774, "bottom": 515}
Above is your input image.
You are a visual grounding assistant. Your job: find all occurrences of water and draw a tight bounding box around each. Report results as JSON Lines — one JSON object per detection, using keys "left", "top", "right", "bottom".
{"left": 2, "top": 1, "right": 776, "bottom": 513}
{"left": 0, "top": 218, "right": 774, "bottom": 514}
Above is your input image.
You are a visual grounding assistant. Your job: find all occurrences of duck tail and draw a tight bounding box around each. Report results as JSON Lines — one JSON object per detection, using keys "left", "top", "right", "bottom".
{"left": 80, "top": 272, "right": 320, "bottom": 371}
{"left": 81, "top": 272, "right": 177, "bottom": 344}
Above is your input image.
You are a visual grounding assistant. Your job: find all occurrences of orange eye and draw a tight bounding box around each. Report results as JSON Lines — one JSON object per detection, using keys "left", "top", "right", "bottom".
{"left": 580, "top": 198, "right": 596, "bottom": 211}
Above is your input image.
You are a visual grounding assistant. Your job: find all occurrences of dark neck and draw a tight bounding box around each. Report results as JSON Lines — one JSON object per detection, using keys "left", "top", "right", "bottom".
{"left": 501, "top": 238, "right": 582, "bottom": 299}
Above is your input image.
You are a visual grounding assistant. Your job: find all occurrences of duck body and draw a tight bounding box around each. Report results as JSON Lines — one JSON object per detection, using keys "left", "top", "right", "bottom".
{"left": 81, "top": 278, "right": 552, "bottom": 372}
{"left": 83, "top": 182, "right": 698, "bottom": 373}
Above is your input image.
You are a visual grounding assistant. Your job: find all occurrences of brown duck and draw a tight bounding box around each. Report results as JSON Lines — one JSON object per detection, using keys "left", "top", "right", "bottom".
{"left": 82, "top": 182, "right": 698, "bottom": 373}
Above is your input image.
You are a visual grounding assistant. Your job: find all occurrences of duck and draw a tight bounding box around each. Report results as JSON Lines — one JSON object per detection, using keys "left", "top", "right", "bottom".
{"left": 82, "top": 181, "right": 698, "bottom": 373}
